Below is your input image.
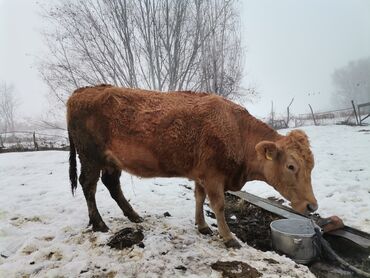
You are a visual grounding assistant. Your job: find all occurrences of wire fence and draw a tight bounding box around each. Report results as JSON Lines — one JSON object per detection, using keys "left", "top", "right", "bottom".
{"left": 267, "top": 100, "right": 370, "bottom": 129}
{"left": 1, "top": 101, "right": 369, "bottom": 152}
{"left": 294, "top": 107, "right": 356, "bottom": 127}
{"left": 0, "top": 130, "right": 68, "bottom": 153}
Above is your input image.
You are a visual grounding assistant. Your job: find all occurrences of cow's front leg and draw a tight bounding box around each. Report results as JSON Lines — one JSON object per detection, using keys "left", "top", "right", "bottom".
{"left": 205, "top": 182, "right": 241, "bottom": 249}
{"left": 194, "top": 182, "right": 212, "bottom": 235}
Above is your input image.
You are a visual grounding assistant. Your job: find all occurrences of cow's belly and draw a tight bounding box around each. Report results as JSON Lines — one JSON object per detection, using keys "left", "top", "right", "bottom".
{"left": 105, "top": 138, "right": 188, "bottom": 178}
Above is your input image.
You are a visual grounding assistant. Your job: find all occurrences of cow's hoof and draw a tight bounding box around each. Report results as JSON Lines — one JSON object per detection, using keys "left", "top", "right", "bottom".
{"left": 199, "top": 226, "right": 213, "bottom": 235}
{"left": 225, "top": 238, "right": 241, "bottom": 249}
{"left": 128, "top": 215, "right": 144, "bottom": 223}
{"left": 92, "top": 222, "right": 109, "bottom": 233}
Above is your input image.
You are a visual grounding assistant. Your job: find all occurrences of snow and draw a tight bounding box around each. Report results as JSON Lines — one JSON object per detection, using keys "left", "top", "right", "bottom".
{"left": 0, "top": 124, "right": 369, "bottom": 277}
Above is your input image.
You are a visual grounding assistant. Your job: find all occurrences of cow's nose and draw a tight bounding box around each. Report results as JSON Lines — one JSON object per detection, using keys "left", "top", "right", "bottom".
{"left": 307, "top": 203, "right": 318, "bottom": 212}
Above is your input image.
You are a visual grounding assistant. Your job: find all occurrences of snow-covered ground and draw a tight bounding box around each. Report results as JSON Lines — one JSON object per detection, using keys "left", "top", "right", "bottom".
{"left": 0, "top": 125, "right": 369, "bottom": 277}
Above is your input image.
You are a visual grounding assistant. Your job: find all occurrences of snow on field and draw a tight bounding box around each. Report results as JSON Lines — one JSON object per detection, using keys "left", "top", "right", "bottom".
{"left": 245, "top": 125, "right": 370, "bottom": 233}
{"left": 0, "top": 124, "right": 369, "bottom": 277}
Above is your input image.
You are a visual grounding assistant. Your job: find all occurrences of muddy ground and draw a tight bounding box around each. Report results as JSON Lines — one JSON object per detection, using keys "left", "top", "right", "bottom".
{"left": 211, "top": 260, "right": 262, "bottom": 278}
{"left": 220, "top": 194, "right": 370, "bottom": 278}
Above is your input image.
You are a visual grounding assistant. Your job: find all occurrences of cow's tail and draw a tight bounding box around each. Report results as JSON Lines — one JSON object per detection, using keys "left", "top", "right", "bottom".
{"left": 68, "top": 131, "right": 78, "bottom": 195}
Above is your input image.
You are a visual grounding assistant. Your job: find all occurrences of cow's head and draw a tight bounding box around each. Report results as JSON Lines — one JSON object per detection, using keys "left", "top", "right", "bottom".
{"left": 255, "top": 130, "right": 318, "bottom": 215}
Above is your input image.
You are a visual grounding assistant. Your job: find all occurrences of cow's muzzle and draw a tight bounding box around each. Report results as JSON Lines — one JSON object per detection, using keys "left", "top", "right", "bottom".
{"left": 307, "top": 203, "right": 318, "bottom": 213}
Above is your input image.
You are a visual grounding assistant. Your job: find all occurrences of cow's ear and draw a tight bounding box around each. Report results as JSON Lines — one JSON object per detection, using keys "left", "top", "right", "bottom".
{"left": 255, "top": 141, "right": 278, "bottom": 161}
{"left": 288, "top": 129, "right": 310, "bottom": 145}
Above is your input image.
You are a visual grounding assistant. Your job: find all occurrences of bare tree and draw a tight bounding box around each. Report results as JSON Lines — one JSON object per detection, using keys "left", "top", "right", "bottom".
{"left": 39, "top": 0, "right": 251, "bottom": 107}
{"left": 197, "top": 1, "right": 244, "bottom": 99}
{"left": 0, "top": 82, "right": 18, "bottom": 135}
{"left": 332, "top": 57, "right": 370, "bottom": 107}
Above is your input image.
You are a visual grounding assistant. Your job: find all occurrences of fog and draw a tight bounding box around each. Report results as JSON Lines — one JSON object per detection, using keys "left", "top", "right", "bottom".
{"left": 1, "top": 0, "right": 369, "bottom": 119}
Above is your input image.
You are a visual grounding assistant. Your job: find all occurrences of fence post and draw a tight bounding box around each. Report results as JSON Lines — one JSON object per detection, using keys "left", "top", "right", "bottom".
{"left": 308, "top": 104, "right": 317, "bottom": 126}
{"left": 286, "top": 97, "right": 294, "bottom": 128}
{"left": 0, "top": 135, "right": 4, "bottom": 148}
{"left": 270, "top": 101, "right": 274, "bottom": 128}
{"left": 351, "top": 100, "right": 359, "bottom": 125}
{"left": 33, "top": 132, "right": 39, "bottom": 151}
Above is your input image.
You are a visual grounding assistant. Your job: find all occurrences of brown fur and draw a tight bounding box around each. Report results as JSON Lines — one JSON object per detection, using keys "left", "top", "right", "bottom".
{"left": 67, "top": 84, "right": 318, "bottom": 247}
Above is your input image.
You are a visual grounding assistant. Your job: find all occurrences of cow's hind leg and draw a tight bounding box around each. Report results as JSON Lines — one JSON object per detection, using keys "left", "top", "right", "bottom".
{"left": 101, "top": 168, "right": 143, "bottom": 223}
{"left": 195, "top": 182, "right": 212, "bottom": 235}
{"left": 79, "top": 162, "right": 108, "bottom": 232}
{"left": 205, "top": 180, "right": 241, "bottom": 249}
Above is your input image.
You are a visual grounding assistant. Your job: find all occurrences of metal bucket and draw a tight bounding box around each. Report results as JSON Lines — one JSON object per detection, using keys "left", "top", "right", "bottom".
{"left": 270, "top": 219, "right": 320, "bottom": 264}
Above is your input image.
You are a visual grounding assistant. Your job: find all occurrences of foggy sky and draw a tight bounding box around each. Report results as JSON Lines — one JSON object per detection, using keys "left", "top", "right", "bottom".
{"left": 1, "top": 0, "right": 370, "bottom": 119}
{"left": 241, "top": 0, "right": 370, "bottom": 117}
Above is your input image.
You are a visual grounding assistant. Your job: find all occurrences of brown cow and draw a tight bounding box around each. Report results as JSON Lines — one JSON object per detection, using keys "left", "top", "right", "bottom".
{"left": 67, "top": 84, "right": 318, "bottom": 248}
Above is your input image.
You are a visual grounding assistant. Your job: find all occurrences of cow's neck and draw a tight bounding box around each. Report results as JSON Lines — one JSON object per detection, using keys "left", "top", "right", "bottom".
{"left": 243, "top": 114, "right": 282, "bottom": 183}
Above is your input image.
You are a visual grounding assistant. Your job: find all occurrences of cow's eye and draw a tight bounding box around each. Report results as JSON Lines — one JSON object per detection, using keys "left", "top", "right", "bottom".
{"left": 287, "top": 165, "right": 295, "bottom": 171}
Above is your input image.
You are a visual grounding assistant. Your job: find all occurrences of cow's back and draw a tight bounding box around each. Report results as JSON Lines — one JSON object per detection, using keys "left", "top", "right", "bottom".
{"left": 67, "top": 85, "right": 247, "bottom": 179}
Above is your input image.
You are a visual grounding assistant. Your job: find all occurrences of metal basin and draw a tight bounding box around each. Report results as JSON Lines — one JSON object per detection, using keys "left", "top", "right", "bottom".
{"left": 270, "top": 219, "right": 319, "bottom": 264}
